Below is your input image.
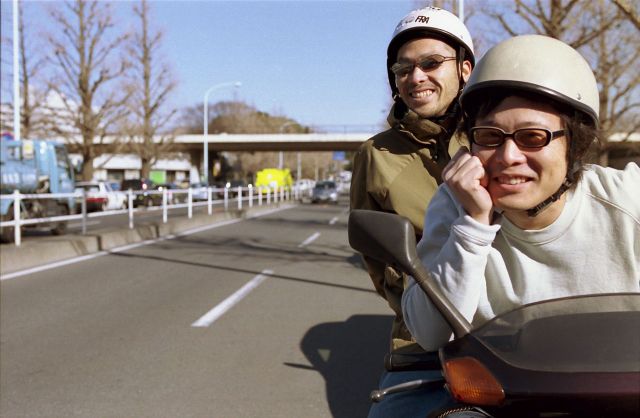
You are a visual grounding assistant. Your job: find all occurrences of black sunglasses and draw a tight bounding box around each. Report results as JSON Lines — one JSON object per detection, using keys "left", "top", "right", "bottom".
{"left": 391, "top": 54, "right": 456, "bottom": 77}
{"left": 469, "top": 127, "right": 566, "bottom": 149}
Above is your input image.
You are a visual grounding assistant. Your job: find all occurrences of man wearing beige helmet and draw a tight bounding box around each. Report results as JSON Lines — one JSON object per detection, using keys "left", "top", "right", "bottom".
{"left": 402, "top": 34, "right": 639, "bottom": 416}
{"left": 349, "top": 6, "right": 474, "bottom": 417}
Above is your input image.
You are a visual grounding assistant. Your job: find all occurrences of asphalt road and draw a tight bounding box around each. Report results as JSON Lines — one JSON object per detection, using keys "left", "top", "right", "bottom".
{"left": 0, "top": 200, "right": 392, "bottom": 418}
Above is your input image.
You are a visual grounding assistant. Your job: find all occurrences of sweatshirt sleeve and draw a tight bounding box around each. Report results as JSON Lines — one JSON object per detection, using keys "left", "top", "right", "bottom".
{"left": 402, "top": 185, "right": 500, "bottom": 351}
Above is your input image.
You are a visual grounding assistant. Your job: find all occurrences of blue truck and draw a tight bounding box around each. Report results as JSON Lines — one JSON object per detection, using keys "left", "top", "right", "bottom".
{"left": 0, "top": 133, "right": 76, "bottom": 242}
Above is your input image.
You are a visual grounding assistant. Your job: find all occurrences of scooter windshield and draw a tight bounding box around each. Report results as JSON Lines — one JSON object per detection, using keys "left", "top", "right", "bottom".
{"left": 471, "top": 293, "right": 640, "bottom": 373}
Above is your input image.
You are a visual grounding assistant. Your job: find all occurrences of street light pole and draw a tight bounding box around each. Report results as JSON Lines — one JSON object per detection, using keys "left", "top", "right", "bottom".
{"left": 203, "top": 81, "right": 241, "bottom": 186}
{"left": 278, "top": 121, "right": 296, "bottom": 170}
{"left": 12, "top": 0, "right": 21, "bottom": 142}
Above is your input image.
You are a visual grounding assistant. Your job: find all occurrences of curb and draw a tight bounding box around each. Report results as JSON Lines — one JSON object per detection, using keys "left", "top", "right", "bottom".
{"left": 0, "top": 204, "right": 286, "bottom": 276}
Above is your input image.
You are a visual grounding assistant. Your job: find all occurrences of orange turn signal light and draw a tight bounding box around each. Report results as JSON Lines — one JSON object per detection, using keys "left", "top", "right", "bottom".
{"left": 442, "top": 357, "right": 505, "bottom": 406}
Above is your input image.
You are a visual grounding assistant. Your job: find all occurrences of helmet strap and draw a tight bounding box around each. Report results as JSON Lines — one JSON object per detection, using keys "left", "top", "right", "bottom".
{"left": 456, "top": 46, "right": 467, "bottom": 88}
{"left": 392, "top": 96, "right": 408, "bottom": 120}
{"left": 526, "top": 178, "right": 572, "bottom": 217}
{"left": 426, "top": 46, "right": 467, "bottom": 129}
{"left": 429, "top": 101, "right": 461, "bottom": 129}
{"left": 430, "top": 48, "right": 467, "bottom": 129}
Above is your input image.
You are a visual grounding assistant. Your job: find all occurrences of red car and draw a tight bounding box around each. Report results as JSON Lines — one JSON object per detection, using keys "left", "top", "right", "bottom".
{"left": 75, "top": 182, "right": 108, "bottom": 212}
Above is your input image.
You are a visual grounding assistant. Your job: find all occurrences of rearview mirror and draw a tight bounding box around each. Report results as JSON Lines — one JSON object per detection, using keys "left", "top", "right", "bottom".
{"left": 348, "top": 210, "right": 471, "bottom": 338}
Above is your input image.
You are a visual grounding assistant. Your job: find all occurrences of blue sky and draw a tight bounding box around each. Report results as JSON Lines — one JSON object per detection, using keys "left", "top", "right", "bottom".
{"left": 2, "top": 0, "right": 422, "bottom": 130}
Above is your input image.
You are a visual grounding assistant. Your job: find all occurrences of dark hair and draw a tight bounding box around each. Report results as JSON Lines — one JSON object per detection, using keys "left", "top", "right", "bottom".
{"left": 462, "top": 89, "right": 601, "bottom": 184}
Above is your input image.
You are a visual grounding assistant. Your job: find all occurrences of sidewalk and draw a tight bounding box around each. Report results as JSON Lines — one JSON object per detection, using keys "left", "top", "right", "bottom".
{"left": 1, "top": 203, "right": 289, "bottom": 276}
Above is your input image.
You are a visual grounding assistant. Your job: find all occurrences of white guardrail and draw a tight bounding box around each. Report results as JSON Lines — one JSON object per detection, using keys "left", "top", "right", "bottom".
{"left": 1, "top": 185, "right": 308, "bottom": 246}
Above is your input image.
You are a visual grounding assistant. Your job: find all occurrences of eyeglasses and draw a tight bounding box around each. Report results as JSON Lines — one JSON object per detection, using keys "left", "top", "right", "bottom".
{"left": 469, "top": 127, "right": 566, "bottom": 149}
{"left": 391, "top": 54, "right": 456, "bottom": 77}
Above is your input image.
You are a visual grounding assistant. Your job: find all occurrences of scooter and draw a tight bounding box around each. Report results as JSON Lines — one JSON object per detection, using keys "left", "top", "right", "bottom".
{"left": 348, "top": 209, "right": 640, "bottom": 418}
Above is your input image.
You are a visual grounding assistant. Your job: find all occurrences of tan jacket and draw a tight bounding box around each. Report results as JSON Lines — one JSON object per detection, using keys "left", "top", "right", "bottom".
{"left": 350, "top": 109, "right": 466, "bottom": 359}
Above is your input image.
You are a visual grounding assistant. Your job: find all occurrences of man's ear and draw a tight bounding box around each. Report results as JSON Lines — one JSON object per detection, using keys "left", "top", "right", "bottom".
{"left": 461, "top": 60, "right": 472, "bottom": 83}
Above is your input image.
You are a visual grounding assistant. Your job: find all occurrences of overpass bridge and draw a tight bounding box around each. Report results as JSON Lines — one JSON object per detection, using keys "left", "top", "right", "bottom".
{"left": 82, "top": 132, "right": 376, "bottom": 152}
{"left": 79, "top": 132, "right": 378, "bottom": 181}
{"left": 174, "top": 132, "right": 375, "bottom": 152}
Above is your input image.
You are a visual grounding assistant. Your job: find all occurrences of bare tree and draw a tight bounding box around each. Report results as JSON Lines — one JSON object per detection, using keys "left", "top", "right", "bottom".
{"left": 0, "top": 0, "right": 51, "bottom": 138}
{"left": 123, "top": 0, "right": 178, "bottom": 179}
{"left": 0, "top": 2, "right": 14, "bottom": 130}
{"left": 236, "top": 150, "right": 335, "bottom": 183}
{"left": 178, "top": 100, "right": 310, "bottom": 134}
{"left": 206, "top": 100, "right": 308, "bottom": 134}
{"left": 46, "top": 0, "right": 131, "bottom": 180}
{"left": 585, "top": 1, "right": 640, "bottom": 165}
{"left": 203, "top": 101, "right": 312, "bottom": 180}
{"left": 611, "top": 0, "right": 640, "bottom": 30}
{"left": 176, "top": 99, "right": 316, "bottom": 181}
{"left": 475, "top": 0, "right": 640, "bottom": 165}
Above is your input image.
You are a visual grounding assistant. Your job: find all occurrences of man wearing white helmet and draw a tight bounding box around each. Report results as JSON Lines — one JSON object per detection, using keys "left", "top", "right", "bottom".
{"left": 403, "top": 33, "right": 639, "bottom": 390}
{"left": 350, "top": 6, "right": 474, "bottom": 417}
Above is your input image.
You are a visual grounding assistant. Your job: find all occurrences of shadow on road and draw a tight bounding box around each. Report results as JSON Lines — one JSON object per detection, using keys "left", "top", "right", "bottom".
{"left": 109, "top": 250, "right": 376, "bottom": 295}
{"left": 285, "top": 314, "right": 392, "bottom": 418}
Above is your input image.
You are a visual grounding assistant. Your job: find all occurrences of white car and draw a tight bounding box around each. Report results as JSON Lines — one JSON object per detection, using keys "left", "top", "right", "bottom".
{"left": 190, "top": 183, "right": 210, "bottom": 201}
{"left": 295, "top": 178, "right": 316, "bottom": 199}
{"left": 75, "top": 180, "right": 127, "bottom": 211}
{"left": 311, "top": 180, "right": 339, "bottom": 204}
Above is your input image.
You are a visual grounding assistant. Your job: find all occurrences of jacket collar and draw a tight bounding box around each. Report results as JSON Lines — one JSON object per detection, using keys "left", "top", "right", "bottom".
{"left": 387, "top": 103, "right": 450, "bottom": 146}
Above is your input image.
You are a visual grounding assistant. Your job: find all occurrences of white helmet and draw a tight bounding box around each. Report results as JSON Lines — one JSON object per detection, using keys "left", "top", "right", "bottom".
{"left": 460, "top": 34, "right": 599, "bottom": 126}
{"left": 387, "top": 7, "right": 475, "bottom": 97}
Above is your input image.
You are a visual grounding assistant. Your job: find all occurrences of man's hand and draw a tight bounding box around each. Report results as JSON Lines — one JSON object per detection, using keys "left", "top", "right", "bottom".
{"left": 442, "top": 147, "right": 493, "bottom": 225}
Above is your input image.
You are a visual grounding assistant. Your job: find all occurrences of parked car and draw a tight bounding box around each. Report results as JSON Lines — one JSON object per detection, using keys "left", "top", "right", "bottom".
{"left": 75, "top": 181, "right": 127, "bottom": 212}
{"left": 336, "top": 179, "right": 351, "bottom": 195}
{"left": 225, "top": 180, "right": 247, "bottom": 197}
{"left": 108, "top": 181, "right": 122, "bottom": 192}
{"left": 311, "top": 180, "right": 339, "bottom": 204}
{"left": 75, "top": 182, "right": 106, "bottom": 212}
{"left": 190, "top": 183, "right": 210, "bottom": 201}
{"left": 154, "top": 183, "right": 185, "bottom": 204}
{"left": 121, "top": 178, "right": 157, "bottom": 207}
{"left": 206, "top": 181, "right": 226, "bottom": 199}
{"left": 295, "top": 178, "right": 316, "bottom": 200}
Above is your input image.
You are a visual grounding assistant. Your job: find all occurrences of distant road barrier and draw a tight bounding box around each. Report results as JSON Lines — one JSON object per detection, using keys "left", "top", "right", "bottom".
{"left": 0, "top": 185, "right": 307, "bottom": 246}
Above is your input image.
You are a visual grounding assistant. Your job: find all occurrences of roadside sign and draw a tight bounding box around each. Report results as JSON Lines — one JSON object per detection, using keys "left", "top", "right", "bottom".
{"left": 333, "top": 151, "right": 346, "bottom": 161}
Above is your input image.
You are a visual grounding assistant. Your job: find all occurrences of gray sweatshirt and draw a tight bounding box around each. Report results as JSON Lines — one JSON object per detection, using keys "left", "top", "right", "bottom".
{"left": 403, "top": 163, "right": 640, "bottom": 351}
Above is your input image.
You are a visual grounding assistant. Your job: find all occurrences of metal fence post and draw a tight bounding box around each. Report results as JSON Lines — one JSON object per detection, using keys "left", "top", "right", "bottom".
{"left": 13, "top": 190, "right": 21, "bottom": 246}
{"left": 237, "top": 186, "right": 242, "bottom": 210}
{"left": 81, "top": 188, "right": 87, "bottom": 235}
{"left": 162, "top": 188, "right": 168, "bottom": 223}
{"left": 224, "top": 187, "right": 228, "bottom": 211}
{"left": 188, "top": 188, "right": 193, "bottom": 219}
{"left": 128, "top": 190, "right": 134, "bottom": 229}
{"left": 207, "top": 187, "right": 212, "bottom": 215}
{"left": 248, "top": 185, "right": 253, "bottom": 208}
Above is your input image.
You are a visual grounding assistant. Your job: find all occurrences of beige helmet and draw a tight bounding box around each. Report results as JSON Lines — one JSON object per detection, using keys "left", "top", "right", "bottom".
{"left": 387, "top": 7, "right": 475, "bottom": 99}
{"left": 460, "top": 34, "right": 599, "bottom": 126}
